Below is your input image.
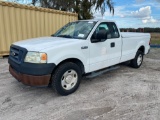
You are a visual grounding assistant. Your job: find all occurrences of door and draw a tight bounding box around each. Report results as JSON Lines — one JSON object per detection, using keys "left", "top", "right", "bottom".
{"left": 89, "top": 22, "right": 122, "bottom": 72}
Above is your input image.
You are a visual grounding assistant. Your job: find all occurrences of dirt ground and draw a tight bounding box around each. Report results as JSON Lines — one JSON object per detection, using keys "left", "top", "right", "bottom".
{"left": 0, "top": 48, "right": 160, "bottom": 120}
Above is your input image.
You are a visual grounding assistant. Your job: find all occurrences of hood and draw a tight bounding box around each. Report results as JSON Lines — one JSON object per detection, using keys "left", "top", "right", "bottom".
{"left": 13, "top": 37, "right": 81, "bottom": 51}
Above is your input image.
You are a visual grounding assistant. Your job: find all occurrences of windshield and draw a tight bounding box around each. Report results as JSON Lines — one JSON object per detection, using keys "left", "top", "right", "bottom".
{"left": 53, "top": 21, "right": 97, "bottom": 39}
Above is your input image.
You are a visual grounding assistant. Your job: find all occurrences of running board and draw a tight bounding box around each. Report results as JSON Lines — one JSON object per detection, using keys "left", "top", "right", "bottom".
{"left": 85, "top": 66, "right": 120, "bottom": 78}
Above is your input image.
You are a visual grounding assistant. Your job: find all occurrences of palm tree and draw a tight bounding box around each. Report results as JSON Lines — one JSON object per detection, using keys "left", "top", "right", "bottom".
{"left": 73, "top": 0, "right": 114, "bottom": 19}
{"left": 30, "top": 0, "right": 114, "bottom": 19}
{"left": 94, "top": 0, "right": 114, "bottom": 16}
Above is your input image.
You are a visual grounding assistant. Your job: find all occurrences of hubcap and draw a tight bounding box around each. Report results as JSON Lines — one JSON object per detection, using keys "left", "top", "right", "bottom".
{"left": 137, "top": 54, "right": 142, "bottom": 66}
{"left": 61, "top": 69, "right": 78, "bottom": 90}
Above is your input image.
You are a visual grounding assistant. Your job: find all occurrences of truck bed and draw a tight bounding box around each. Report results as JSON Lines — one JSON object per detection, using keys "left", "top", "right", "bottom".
{"left": 121, "top": 32, "right": 150, "bottom": 38}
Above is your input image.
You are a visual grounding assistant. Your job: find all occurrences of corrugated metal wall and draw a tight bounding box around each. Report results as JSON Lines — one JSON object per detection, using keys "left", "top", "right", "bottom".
{"left": 0, "top": 1, "right": 78, "bottom": 56}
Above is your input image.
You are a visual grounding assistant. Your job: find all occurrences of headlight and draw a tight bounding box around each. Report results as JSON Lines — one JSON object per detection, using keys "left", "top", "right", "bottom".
{"left": 24, "top": 52, "right": 47, "bottom": 63}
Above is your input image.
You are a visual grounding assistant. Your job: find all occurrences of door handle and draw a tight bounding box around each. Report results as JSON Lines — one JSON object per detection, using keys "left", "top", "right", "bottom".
{"left": 111, "top": 42, "right": 115, "bottom": 48}
{"left": 81, "top": 46, "right": 88, "bottom": 49}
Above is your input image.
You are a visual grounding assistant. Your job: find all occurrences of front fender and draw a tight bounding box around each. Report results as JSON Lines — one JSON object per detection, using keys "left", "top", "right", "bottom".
{"left": 47, "top": 49, "right": 89, "bottom": 73}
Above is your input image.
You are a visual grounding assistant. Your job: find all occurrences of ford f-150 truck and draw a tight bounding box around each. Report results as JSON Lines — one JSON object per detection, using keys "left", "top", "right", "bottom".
{"left": 8, "top": 20, "right": 150, "bottom": 95}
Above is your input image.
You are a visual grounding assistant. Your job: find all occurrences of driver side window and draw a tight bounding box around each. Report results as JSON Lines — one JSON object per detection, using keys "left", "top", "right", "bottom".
{"left": 92, "top": 22, "right": 120, "bottom": 39}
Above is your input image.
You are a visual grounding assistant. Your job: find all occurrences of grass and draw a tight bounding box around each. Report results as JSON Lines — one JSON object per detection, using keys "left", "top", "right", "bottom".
{"left": 151, "top": 40, "right": 160, "bottom": 44}
{"left": 151, "top": 33, "right": 160, "bottom": 45}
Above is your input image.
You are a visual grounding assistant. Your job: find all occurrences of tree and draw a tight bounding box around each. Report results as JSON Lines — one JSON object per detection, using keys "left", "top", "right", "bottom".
{"left": 94, "top": 0, "right": 114, "bottom": 16}
{"left": 12, "top": 0, "right": 114, "bottom": 20}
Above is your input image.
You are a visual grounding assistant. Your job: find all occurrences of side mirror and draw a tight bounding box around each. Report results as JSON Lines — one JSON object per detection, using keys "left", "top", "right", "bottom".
{"left": 91, "top": 30, "right": 108, "bottom": 43}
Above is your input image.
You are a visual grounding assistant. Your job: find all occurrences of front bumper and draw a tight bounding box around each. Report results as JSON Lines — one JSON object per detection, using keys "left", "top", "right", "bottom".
{"left": 9, "top": 66, "right": 51, "bottom": 86}
{"left": 8, "top": 45, "right": 56, "bottom": 86}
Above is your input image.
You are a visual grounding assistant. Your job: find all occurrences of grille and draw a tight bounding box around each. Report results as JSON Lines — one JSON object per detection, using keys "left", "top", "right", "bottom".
{"left": 10, "top": 46, "right": 24, "bottom": 64}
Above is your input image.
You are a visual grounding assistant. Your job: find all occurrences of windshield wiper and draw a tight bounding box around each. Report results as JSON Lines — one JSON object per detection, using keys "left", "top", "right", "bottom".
{"left": 57, "top": 35, "right": 72, "bottom": 38}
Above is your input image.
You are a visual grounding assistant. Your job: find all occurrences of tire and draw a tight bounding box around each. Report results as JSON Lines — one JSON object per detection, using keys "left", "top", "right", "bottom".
{"left": 130, "top": 50, "right": 144, "bottom": 68}
{"left": 51, "top": 62, "right": 82, "bottom": 96}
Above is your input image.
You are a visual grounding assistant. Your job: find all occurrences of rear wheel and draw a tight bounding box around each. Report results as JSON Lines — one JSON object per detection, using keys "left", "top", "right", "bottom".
{"left": 51, "top": 62, "right": 82, "bottom": 96}
{"left": 130, "top": 51, "right": 144, "bottom": 68}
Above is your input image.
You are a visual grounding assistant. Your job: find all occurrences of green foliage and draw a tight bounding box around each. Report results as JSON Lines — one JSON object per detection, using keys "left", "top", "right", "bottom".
{"left": 120, "top": 28, "right": 160, "bottom": 33}
{"left": 31, "top": 0, "right": 114, "bottom": 20}
{"left": 144, "top": 28, "right": 160, "bottom": 33}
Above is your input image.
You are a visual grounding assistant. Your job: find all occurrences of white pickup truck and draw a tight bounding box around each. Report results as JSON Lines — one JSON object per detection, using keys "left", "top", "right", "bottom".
{"left": 9, "top": 20, "right": 150, "bottom": 95}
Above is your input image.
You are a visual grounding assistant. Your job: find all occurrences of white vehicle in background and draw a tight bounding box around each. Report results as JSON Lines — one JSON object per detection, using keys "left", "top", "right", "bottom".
{"left": 9, "top": 20, "right": 150, "bottom": 95}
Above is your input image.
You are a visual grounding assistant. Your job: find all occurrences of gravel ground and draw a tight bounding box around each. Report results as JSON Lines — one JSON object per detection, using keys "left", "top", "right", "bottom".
{"left": 0, "top": 48, "right": 160, "bottom": 120}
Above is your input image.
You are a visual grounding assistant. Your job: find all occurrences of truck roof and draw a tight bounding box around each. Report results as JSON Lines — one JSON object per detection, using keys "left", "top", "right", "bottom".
{"left": 78, "top": 19, "right": 115, "bottom": 23}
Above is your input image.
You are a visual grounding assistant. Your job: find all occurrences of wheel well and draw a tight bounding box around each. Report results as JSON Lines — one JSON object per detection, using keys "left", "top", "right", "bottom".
{"left": 53, "top": 58, "right": 85, "bottom": 75}
{"left": 138, "top": 46, "right": 145, "bottom": 54}
{"left": 48, "top": 58, "right": 85, "bottom": 86}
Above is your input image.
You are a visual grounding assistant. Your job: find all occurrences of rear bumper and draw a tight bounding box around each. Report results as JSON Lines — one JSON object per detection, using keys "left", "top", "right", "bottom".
{"left": 9, "top": 66, "right": 51, "bottom": 86}
{"left": 146, "top": 46, "right": 150, "bottom": 54}
{"left": 145, "top": 45, "right": 150, "bottom": 54}
{"left": 147, "top": 48, "right": 150, "bottom": 54}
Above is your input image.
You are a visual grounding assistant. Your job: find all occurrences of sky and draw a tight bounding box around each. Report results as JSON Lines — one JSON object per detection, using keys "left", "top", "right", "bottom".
{"left": 94, "top": 0, "right": 160, "bottom": 28}
{"left": 4, "top": 0, "right": 160, "bottom": 28}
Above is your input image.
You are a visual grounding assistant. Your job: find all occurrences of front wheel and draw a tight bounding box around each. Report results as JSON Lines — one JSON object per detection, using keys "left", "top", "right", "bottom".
{"left": 51, "top": 62, "right": 82, "bottom": 96}
{"left": 130, "top": 51, "right": 144, "bottom": 68}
